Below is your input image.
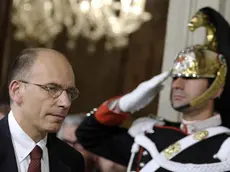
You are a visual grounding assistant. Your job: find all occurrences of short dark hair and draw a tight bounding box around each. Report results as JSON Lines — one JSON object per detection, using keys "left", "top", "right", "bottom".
{"left": 8, "top": 48, "right": 38, "bottom": 85}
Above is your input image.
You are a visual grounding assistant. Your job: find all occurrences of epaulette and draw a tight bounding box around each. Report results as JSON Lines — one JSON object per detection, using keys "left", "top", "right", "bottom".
{"left": 128, "top": 115, "right": 165, "bottom": 137}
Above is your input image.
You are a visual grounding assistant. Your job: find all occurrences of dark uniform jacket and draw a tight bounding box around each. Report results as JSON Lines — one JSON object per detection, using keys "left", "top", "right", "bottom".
{"left": 76, "top": 102, "right": 230, "bottom": 172}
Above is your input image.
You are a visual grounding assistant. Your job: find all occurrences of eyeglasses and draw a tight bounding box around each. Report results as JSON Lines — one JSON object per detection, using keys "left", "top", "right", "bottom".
{"left": 19, "top": 80, "right": 80, "bottom": 101}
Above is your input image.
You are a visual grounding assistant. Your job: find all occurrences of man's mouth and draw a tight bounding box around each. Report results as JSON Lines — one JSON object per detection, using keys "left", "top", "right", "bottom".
{"left": 49, "top": 114, "right": 66, "bottom": 120}
{"left": 173, "top": 95, "right": 185, "bottom": 100}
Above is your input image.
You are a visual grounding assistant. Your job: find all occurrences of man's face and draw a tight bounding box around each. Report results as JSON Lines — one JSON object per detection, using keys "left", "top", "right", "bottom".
{"left": 171, "top": 77, "right": 209, "bottom": 110}
{"left": 17, "top": 51, "right": 76, "bottom": 133}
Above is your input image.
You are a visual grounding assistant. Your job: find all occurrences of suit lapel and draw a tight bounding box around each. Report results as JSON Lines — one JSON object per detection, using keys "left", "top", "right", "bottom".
{"left": 47, "top": 134, "right": 71, "bottom": 172}
{"left": 0, "top": 117, "right": 73, "bottom": 172}
{"left": 0, "top": 116, "right": 18, "bottom": 172}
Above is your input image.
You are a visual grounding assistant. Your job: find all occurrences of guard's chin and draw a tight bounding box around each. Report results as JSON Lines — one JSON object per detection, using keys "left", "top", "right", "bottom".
{"left": 172, "top": 103, "right": 190, "bottom": 112}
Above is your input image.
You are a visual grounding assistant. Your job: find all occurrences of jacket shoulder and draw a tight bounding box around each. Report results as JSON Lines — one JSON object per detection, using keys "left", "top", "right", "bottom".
{"left": 128, "top": 116, "right": 180, "bottom": 137}
{"left": 48, "top": 134, "right": 85, "bottom": 171}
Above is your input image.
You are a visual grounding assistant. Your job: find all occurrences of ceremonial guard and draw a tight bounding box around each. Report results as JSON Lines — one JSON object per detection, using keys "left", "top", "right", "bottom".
{"left": 76, "top": 7, "right": 230, "bottom": 172}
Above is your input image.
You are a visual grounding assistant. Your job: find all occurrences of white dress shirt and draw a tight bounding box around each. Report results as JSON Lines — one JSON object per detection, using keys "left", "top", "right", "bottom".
{"left": 8, "top": 111, "right": 50, "bottom": 172}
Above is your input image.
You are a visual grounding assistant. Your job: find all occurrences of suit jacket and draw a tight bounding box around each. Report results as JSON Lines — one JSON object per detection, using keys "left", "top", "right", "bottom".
{"left": 0, "top": 116, "right": 85, "bottom": 172}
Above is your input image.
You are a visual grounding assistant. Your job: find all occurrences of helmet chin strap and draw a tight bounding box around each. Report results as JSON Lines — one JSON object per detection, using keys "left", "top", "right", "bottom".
{"left": 189, "top": 66, "right": 226, "bottom": 108}
{"left": 171, "top": 100, "right": 208, "bottom": 112}
{"left": 171, "top": 87, "right": 214, "bottom": 112}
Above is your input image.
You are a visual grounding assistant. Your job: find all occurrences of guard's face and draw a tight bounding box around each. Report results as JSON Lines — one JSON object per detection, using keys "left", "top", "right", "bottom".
{"left": 171, "top": 77, "right": 209, "bottom": 110}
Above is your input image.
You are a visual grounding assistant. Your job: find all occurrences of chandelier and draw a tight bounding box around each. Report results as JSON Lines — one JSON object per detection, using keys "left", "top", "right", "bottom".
{"left": 11, "top": 0, "right": 152, "bottom": 51}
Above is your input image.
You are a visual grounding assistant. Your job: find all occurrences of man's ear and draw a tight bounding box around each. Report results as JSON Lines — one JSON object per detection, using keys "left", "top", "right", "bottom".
{"left": 9, "top": 80, "right": 23, "bottom": 105}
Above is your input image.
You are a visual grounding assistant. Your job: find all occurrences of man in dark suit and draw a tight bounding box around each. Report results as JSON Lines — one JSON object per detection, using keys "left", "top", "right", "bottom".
{"left": 0, "top": 48, "right": 85, "bottom": 172}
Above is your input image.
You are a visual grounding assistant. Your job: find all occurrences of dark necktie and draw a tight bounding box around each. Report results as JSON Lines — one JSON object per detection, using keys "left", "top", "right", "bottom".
{"left": 28, "top": 145, "right": 43, "bottom": 172}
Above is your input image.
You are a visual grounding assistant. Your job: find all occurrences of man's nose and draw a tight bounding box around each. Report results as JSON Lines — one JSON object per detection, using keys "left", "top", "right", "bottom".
{"left": 172, "top": 77, "right": 185, "bottom": 89}
{"left": 57, "top": 90, "right": 71, "bottom": 108}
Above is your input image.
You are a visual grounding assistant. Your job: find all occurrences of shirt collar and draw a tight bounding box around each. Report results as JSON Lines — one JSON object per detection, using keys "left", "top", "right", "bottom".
{"left": 180, "top": 113, "right": 222, "bottom": 134}
{"left": 8, "top": 110, "right": 47, "bottom": 163}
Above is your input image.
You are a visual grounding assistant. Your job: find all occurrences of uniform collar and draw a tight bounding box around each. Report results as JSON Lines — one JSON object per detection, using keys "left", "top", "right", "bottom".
{"left": 180, "top": 113, "right": 222, "bottom": 134}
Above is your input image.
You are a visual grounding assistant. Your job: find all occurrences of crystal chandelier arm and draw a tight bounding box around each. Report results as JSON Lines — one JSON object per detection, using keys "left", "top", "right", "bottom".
{"left": 11, "top": 0, "right": 152, "bottom": 51}
{"left": 102, "top": 2, "right": 122, "bottom": 36}
{"left": 81, "top": 0, "right": 105, "bottom": 41}
{"left": 119, "top": 0, "right": 148, "bottom": 34}
{"left": 64, "top": 0, "right": 85, "bottom": 48}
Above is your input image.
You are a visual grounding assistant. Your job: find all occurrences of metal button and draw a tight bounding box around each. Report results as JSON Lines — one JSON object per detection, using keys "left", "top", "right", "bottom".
{"left": 139, "top": 162, "right": 145, "bottom": 167}
{"left": 143, "top": 151, "right": 148, "bottom": 156}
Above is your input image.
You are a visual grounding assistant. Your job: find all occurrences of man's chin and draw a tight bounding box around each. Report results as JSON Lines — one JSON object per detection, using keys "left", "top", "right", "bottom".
{"left": 172, "top": 103, "right": 190, "bottom": 112}
{"left": 45, "top": 123, "right": 62, "bottom": 133}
